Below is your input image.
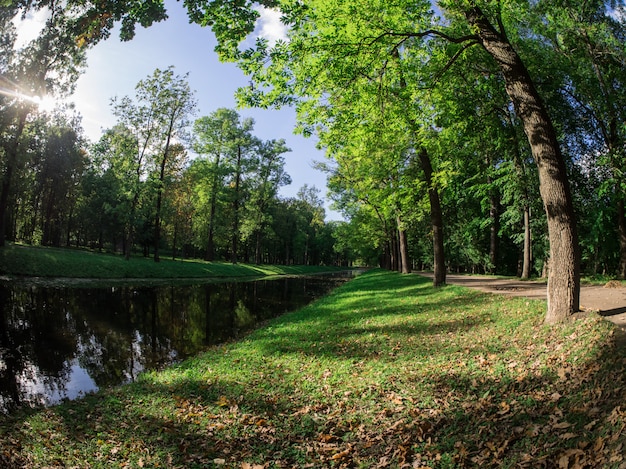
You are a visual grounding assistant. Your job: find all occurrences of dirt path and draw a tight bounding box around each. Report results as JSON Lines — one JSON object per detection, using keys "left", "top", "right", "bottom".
{"left": 417, "top": 273, "right": 626, "bottom": 328}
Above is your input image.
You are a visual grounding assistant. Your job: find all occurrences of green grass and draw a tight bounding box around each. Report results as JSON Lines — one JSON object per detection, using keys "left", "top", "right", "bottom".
{"left": 0, "top": 243, "right": 346, "bottom": 281}
{"left": 2, "top": 270, "right": 626, "bottom": 468}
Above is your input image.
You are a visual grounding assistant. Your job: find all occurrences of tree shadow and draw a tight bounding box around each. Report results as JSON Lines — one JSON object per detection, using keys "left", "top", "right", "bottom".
{"left": 416, "top": 330, "right": 626, "bottom": 467}
{"left": 8, "top": 320, "right": 620, "bottom": 468}
{"left": 599, "top": 306, "right": 626, "bottom": 317}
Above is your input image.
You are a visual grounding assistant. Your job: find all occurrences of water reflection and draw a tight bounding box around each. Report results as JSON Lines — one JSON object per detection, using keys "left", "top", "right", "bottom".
{"left": 0, "top": 273, "right": 352, "bottom": 413}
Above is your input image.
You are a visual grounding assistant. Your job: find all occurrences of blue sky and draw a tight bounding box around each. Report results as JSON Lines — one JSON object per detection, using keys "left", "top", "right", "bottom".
{"left": 17, "top": 1, "right": 341, "bottom": 220}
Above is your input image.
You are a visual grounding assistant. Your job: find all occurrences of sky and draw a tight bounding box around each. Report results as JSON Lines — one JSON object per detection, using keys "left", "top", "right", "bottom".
{"left": 16, "top": 1, "right": 342, "bottom": 220}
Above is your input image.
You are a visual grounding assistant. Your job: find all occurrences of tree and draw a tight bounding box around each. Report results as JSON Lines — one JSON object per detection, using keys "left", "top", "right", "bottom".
{"left": 463, "top": 6, "right": 579, "bottom": 322}
{"left": 243, "top": 138, "right": 291, "bottom": 264}
{"left": 296, "top": 184, "right": 325, "bottom": 265}
{"left": 0, "top": 2, "right": 85, "bottom": 246}
{"left": 192, "top": 109, "right": 256, "bottom": 264}
{"left": 132, "top": 67, "right": 196, "bottom": 262}
{"left": 32, "top": 113, "right": 85, "bottom": 246}
{"left": 533, "top": 1, "right": 626, "bottom": 277}
{"left": 189, "top": 0, "right": 581, "bottom": 323}
{"left": 110, "top": 67, "right": 196, "bottom": 260}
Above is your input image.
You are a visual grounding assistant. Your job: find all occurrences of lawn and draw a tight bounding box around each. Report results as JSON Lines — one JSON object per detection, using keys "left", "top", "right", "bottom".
{"left": 0, "top": 243, "right": 346, "bottom": 281}
{"left": 1, "top": 269, "right": 625, "bottom": 468}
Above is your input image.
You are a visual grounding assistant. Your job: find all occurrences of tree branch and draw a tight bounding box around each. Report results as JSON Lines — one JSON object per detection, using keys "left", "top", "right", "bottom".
{"left": 430, "top": 40, "right": 481, "bottom": 86}
{"left": 365, "top": 29, "right": 479, "bottom": 47}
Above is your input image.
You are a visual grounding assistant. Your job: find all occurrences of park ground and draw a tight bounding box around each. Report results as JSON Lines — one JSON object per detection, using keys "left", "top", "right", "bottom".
{"left": 420, "top": 273, "right": 626, "bottom": 329}
{"left": 1, "top": 269, "right": 626, "bottom": 468}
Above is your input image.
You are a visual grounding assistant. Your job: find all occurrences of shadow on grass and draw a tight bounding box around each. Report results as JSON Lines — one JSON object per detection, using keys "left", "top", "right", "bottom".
{"left": 4, "top": 270, "right": 623, "bottom": 467}
{"left": 416, "top": 331, "right": 626, "bottom": 467}
{"left": 5, "top": 325, "right": 622, "bottom": 468}
{"left": 252, "top": 273, "right": 503, "bottom": 360}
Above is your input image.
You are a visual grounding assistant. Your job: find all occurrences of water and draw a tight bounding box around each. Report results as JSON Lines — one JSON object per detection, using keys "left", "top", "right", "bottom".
{"left": 0, "top": 273, "right": 353, "bottom": 413}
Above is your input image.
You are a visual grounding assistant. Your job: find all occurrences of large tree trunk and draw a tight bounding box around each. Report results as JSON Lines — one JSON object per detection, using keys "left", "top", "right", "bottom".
{"left": 418, "top": 148, "right": 446, "bottom": 287}
{"left": 467, "top": 7, "right": 580, "bottom": 324}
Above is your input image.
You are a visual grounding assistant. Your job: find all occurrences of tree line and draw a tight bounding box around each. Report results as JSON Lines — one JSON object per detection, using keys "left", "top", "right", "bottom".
{"left": 2, "top": 1, "right": 625, "bottom": 324}
{"left": 0, "top": 58, "right": 346, "bottom": 265}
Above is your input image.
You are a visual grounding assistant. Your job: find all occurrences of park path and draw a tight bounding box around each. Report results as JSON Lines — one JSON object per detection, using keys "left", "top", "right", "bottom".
{"left": 417, "top": 273, "right": 626, "bottom": 328}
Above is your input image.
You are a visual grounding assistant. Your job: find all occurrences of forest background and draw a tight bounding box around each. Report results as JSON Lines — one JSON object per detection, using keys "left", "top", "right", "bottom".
{"left": 0, "top": 0, "right": 625, "bottom": 324}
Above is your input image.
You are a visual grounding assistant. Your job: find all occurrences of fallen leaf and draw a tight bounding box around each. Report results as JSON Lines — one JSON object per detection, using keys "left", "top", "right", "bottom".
{"left": 331, "top": 449, "right": 350, "bottom": 460}
{"left": 553, "top": 421, "right": 572, "bottom": 430}
{"left": 216, "top": 396, "right": 231, "bottom": 407}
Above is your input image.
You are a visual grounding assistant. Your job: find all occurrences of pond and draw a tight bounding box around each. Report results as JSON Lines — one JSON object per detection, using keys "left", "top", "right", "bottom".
{"left": 0, "top": 272, "right": 355, "bottom": 414}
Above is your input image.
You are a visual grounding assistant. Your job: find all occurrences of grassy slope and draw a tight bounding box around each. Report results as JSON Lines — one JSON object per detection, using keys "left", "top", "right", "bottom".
{"left": 0, "top": 244, "right": 345, "bottom": 280}
{"left": 2, "top": 270, "right": 626, "bottom": 468}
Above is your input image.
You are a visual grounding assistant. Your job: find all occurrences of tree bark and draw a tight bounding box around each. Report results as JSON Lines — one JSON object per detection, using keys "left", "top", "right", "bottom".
{"left": 466, "top": 7, "right": 580, "bottom": 323}
{"left": 618, "top": 199, "right": 626, "bottom": 279}
{"left": 488, "top": 175, "right": 500, "bottom": 274}
{"left": 418, "top": 148, "right": 446, "bottom": 286}
{"left": 397, "top": 216, "right": 411, "bottom": 274}
{"left": 231, "top": 145, "right": 242, "bottom": 264}
{"left": 0, "top": 109, "right": 28, "bottom": 247}
{"left": 205, "top": 153, "right": 221, "bottom": 262}
{"left": 521, "top": 205, "right": 532, "bottom": 280}
{"left": 154, "top": 115, "right": 176, "bottom": 263}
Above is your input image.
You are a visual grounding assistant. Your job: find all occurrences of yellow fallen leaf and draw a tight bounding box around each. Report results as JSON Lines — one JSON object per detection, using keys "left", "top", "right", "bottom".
{"left": 331, "top": 449, "right": 350, "bottom": 460}
{"left": 216, "top": 396, "right": 231, "bottom": 407}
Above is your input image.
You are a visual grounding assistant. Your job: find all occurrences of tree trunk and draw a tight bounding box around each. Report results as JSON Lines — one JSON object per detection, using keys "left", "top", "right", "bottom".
{"left": 231, "top": 146, "right": 242, "bottom": 264}
{"left": 397, "top": 216, "right": 410, "bottom": 274}
{"left": 206, "top": 197, "right": 217, "bottom": 261}
{"left": 618, "top": 197, "right": 626, "bottom": 279}
{"left": 488, "top": 181, "right": 500, "bottom": 274}
{"left": 255, "top": 229, "right": 262, "bottom": 264}
{"left": 467, "top": 7, "right": 580, "bottom": 323}
{"left": 172, "top": 220, "right": 178, "bottom": 261}
{"left": 154, "top": 118, "right": 175, "bottom": 263}
{"left": 154, "top": 188, "right": 163, "bottom": 263}
{"left": 206, "top": 153, "right": 222, "bottom": 262}
{"left": 521, "top": 205, "right": 532, "bottom": 280}
{"left": 0, "top": 109, "right": 28, "bottom": 247}
{"left": 390, "top": 229, "right": 399, "bottom": 272}
{"left": 418, "top": 148, "right": 446, "bottom": 286}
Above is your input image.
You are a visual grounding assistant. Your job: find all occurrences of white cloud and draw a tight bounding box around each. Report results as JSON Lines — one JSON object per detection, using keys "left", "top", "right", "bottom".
{"left": 609, "top": 5, "right": 625, "bottom": 22}
{"left": 254, "top": 6, "right": 289, "bottom": 46}
{"left": 12, "top": 8, "right": 50, "bottom": 49}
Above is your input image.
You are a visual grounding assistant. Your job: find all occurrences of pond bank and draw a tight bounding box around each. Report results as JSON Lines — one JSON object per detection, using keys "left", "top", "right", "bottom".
{"left": 0, "top": 273, "right": 355, "bottom": 412}
{"left": 0, "top": 243, "right": 351, "bottom": 281}
{"left": 2, "top": 269, "right": 625, "bottom": 468}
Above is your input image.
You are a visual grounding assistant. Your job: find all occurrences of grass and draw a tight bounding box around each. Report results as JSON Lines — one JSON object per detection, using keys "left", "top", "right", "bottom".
{"left": 0, "top": 243, "right": 346, "bottom": 281}
{"left": 2, "top": 269, "right": 626, "bottom": 468}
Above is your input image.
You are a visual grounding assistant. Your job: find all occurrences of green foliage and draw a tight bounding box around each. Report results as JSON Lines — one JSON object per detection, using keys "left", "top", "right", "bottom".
{"left": 7, "top": 0, "right": 626, "bottom": 285}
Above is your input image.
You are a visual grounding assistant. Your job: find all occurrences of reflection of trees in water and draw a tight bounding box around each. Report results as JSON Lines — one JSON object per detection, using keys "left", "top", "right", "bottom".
{"left": 0, "top": 286, "right": 78, "bottom": 411}
{"left": 0, "top": 273, "right": 351, "bottom": 412}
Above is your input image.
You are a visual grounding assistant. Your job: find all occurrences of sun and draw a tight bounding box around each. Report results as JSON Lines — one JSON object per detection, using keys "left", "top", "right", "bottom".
{"left": 32, "top": 94, "right": 57, "bottom": 113}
